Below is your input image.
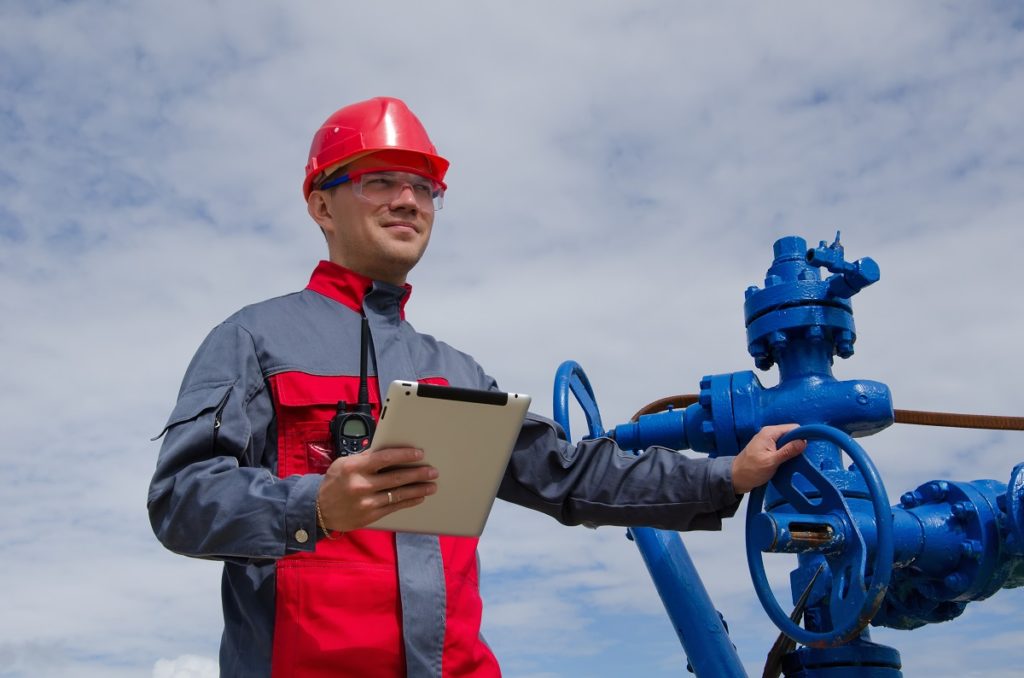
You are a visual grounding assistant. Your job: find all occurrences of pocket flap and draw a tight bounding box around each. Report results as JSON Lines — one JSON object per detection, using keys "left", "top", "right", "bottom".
{"left": 273, "top": 373, "right": 375, "bottom": 407}
{"left": 152, "top": 381, "right": 234, "bottom": 440}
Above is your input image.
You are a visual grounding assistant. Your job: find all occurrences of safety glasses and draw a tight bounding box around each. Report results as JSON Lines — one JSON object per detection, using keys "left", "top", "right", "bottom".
{"left": 318, "top": 169, "right": 445, "bottom": 211}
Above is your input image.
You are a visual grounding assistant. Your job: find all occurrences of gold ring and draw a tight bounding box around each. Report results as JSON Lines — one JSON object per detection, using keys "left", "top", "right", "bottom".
{"left": 387, "top": 491, "right": 394, "bottom": 505}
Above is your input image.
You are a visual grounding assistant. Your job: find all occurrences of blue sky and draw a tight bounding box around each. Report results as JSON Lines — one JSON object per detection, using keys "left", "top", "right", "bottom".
{"left": 1, "top": 1, "right": 1023, "bottom": 676}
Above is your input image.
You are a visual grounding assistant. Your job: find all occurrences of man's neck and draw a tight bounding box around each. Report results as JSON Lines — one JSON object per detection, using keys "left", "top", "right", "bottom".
{"left": 328, "top": 256, "right": 408, "bottom": 287}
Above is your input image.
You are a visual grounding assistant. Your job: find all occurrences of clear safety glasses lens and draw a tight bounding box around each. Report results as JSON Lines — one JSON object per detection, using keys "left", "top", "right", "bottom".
{"left": 318, "top": 171, "right": 445, "bottom": 211}
{"left": 353, "top": 171, "right": 444, "bottom": 211}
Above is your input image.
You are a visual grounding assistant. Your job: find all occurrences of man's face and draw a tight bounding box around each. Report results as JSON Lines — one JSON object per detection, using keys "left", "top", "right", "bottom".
{"left": 307, "top": 153, "right": 437, "bottom": 285}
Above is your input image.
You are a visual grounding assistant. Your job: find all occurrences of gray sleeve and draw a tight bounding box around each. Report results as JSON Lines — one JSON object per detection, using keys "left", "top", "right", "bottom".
{"left": 497, "top": 412, "right": 742, "bottom": 532}
{"left": 147, "top": 321, "right": 322, "bottom": 564}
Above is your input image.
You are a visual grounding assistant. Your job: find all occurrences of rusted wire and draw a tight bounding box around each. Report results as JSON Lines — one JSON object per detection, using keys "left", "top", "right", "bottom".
{"left": 631, "top": 395, "right": 1024, "bottom": 431}
{"left": 891, "top": 409, "right": 1024, "bottom": 430}
{"left": 631, "top": 395, "right": 698, "bottom": 422}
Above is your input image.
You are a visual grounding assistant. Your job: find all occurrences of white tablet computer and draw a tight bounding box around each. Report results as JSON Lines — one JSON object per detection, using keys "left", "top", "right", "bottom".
{"left": 365, "top": 380, "right": 531, "bottom": 537}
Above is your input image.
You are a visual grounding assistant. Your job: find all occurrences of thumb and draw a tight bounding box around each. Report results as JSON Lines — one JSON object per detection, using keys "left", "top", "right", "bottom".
{"left": 761, "top": 423, "right": 800, "bottom": 442}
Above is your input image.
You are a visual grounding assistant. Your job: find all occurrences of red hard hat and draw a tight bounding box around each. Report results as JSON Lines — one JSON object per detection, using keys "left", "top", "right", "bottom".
{"left": 303, "top": 96, "right": 449, "bottom": 199}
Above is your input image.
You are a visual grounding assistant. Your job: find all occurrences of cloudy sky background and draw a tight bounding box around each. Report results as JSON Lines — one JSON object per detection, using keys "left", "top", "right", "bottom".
{"left": 1, "top": 1, "right": 1022, "bottom": 676}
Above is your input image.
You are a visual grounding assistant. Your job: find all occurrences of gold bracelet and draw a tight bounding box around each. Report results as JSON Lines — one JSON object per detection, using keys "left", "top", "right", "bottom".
{"left": 315, "top": 497, "right": 338, "bottom": 540}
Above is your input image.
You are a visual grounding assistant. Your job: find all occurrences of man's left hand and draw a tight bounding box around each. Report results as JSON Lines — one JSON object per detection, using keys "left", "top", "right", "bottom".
{"left": 731, "top": 424, "right": 807, "bottom": 495}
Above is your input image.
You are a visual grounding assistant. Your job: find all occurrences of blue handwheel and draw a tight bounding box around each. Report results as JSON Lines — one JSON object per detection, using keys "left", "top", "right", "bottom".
{"left": 745, "top": 424, "right": 893, "bottom": 648}
{"left": 552, "top": 360, "right": 604, "bottom": 439}
{"left": 1007, "top": 463, "right": 1024, "bottom": 551}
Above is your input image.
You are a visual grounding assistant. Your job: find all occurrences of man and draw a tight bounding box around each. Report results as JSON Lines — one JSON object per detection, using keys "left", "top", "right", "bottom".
{"left": 148, "top": 96, "right": 806, "bottom": 678}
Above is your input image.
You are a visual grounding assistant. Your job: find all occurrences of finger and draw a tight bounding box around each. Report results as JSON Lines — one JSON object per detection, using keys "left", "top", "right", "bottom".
{"left": 374, "top": 481, "right": 437, "bottom": 509}
{"left": 367, "top": 447, "right": 425, "bottom": 472}
{"left": 391, "top": 482, "right": 438, "bottom": 503}
{"left": 776, "top": 438, "right": 808, "bottom": 459}
{"left": 372, "top": 464, "right": 438, "bottom": 490}
{"left": 372, "top": 496, "right": 426, "bottom": 520}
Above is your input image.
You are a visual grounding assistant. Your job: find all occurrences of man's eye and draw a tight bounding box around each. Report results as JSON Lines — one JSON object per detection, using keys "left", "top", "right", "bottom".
{"left": 411, "top": 183, "right": 433, "bottom": 195}
{"left": 364, "top": 178, "right": 395, "bottom": 190}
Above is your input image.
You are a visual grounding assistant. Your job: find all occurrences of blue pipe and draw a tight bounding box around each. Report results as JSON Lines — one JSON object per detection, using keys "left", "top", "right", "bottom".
{"left": 630, "top": 526, "right": 748, "bottom": 677}
{"left": 552, "top": 360, "right": 747, "bottom": 676}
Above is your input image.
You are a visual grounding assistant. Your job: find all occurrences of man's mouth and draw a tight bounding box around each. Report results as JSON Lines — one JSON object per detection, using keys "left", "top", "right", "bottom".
{"left": 383, "top": 221, "right": 419, "bottom": 235}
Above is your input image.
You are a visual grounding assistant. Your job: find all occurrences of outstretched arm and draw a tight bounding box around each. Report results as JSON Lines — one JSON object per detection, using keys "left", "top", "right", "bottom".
{"left": 498, "top": 415, "right": 807, "bottom": 532}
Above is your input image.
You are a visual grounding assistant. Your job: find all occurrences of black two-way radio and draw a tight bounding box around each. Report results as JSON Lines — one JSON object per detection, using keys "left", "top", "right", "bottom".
{"left": 329, "top": 317, "right": 376, "bottom": 457}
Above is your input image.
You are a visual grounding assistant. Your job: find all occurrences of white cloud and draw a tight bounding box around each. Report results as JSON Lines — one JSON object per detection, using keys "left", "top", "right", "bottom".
{"left": 153, "top": 655, "right": 218, "bottom": 678}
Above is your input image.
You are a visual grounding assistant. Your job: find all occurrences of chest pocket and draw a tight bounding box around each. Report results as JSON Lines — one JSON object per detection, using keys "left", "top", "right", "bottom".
{"left": 270, "top": 373, "right": 382, "bottom": 477}
{"left": 270, "top": 372, "right": 452, "bottom": 477}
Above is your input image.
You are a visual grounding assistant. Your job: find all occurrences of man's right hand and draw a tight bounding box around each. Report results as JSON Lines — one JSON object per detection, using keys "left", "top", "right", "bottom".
{"left": 316, "top": 447, "right": 438, "bottom": 533}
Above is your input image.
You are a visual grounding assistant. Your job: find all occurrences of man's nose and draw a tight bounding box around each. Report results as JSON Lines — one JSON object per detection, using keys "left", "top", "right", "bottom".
{"left": 389, "top": 184, "right": 419, "bottom": 211}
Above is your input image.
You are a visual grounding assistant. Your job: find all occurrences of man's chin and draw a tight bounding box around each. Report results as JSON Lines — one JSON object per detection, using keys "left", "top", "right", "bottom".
{"left": 386, "top": 242, "right": 428, "bottom": 266}
{"left": 377, "top": 249, "right": 426, "bottom": 281}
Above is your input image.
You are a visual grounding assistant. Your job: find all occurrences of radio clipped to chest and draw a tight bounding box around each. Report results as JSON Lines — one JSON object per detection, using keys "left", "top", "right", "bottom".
{"left": 329, "top": 317, "right": 376, "bottom": 456}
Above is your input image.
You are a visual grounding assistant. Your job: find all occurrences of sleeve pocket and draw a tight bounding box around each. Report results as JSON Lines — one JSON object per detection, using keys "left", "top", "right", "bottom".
{"left": 151, "top": 381, "right": 235, "bottom": 440}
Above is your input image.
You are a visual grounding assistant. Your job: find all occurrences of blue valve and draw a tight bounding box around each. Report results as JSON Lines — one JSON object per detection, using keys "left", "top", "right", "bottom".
{"left": 745, "top": 424, "right": 894, "bottom": 648}
{"left": 552, "top": 234, "right": 1023, "bottom": 676}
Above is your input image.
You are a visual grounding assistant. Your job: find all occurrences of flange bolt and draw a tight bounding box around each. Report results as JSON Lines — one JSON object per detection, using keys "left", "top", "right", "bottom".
{"left": 951, "top": 502, "right": 976, "bottom": 519}
{"left": 836, "top": 329, "right": 855, "bottom": 359}
{"left": 960, "top": 540, "right": 983, "bottom": 560}
{"left": 922, "top": 481, "right": 950, "bottom": 503}
{"left": 900, "top": 491, "right": 922, "bottom": 508}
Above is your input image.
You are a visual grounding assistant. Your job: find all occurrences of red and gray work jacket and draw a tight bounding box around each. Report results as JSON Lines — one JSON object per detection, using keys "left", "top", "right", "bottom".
{"left": 148, "top": 261, "right": 741, "bottom": 678}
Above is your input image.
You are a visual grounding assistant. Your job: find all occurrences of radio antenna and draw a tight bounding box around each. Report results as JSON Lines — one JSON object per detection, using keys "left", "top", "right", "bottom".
{"left": 329, "top": 316, "right": 376, "bottom": 457}
{"left": 357, "top": 316, "right": 372, "bottom": 414}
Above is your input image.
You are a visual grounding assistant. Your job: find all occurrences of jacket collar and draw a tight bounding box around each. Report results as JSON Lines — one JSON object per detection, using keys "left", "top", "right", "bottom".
{"left": 306, "top": 260, "right": 411, "bottom": 320}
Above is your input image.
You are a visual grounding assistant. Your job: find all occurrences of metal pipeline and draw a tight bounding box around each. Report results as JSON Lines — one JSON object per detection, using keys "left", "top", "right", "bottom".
{"left": 631, "top": 396, "right": 1024, "bottom": 431}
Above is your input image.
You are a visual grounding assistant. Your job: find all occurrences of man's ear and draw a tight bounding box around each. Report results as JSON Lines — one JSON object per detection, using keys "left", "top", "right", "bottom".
{"left": 307, "top": 191, "right": 335, "bottom": 234}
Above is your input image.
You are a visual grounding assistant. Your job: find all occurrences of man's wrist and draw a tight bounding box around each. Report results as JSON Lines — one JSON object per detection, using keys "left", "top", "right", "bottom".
{"left": 315, "top": 495, "right": 339, "bottom": 540}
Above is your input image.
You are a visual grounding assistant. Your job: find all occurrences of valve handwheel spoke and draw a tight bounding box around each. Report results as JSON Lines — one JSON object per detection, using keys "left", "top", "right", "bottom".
{"left": 745, "top": 424, "right": 894, "bottom": 648}
{"left": 769, "top": 453, "right": 848, "bottom": 514}
{"left": 769, "top": 453, "right": 871, "bottom": 624}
